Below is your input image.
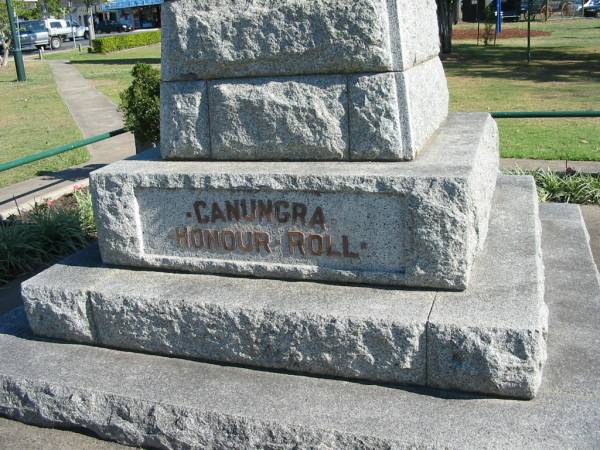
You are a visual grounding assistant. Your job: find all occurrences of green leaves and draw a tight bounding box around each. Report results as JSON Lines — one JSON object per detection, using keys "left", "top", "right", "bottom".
{"left": 91, "top": 30, "right": 161, "bottom": 53}
{"left": 0, "top": 191, "right": 95, "bottom": 285}
{"left": 506, "top": 168, "right": 600, "bottom": 205}
{"left": 119, "top": 63, "right": 160, "bottom": 145}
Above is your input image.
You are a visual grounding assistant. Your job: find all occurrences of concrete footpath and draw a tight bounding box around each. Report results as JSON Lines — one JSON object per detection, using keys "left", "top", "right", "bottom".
{"left": 501, "top": 158, "right": 600, "bottom": 173}
{"left": 0, "top": 60, "right": 134, "bottom": 219}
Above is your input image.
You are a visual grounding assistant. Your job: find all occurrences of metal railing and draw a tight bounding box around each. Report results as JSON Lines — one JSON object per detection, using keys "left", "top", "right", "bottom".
{"left": 0, "top": 110, "right": 599, "bottom": 174}
{"left": 0, "top": 128, "right": 127, "bottom": 173}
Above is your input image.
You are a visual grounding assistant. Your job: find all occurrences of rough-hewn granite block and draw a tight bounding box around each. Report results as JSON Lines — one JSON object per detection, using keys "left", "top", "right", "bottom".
{"left": 161, "top": 0, "right": 440, "bottom": 81}
{"left": 349, "top": 58, "right": 449, "bottom": 161}
{"left": 89, "top": 113, "right": 499, "bottom": 290}
{"left": 209, "top": 75, "right": 349, "bottom": 161}
{"left": 22, "top": 247, "right": 433, "bottom": 386}
{"left": 348, "top": 72, "right": 404, "bottom": 160}
{"left": 22, "top": 175, "right": 547, "bottom": 399}
{"left": 429, "top": 176, "right": 548, "bottom": 399}
{"left": 159, "top": 81, "right": 210, "bottom": 160}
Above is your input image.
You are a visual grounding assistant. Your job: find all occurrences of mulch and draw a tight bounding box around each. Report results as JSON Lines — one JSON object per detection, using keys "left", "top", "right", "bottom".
{"left": 453, "top": 29, "right": 552, "bottom": 40}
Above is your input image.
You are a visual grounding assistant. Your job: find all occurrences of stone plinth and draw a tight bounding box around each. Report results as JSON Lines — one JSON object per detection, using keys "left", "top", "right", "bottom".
{"left": 4, "top": 201, "right": 598, "bottom": 448}
{"left": 159, "top": 0, "right": 449, "bottom": 161}
{"left": 160, "top": 58, "right": 449, "bottom": 161}
{"left": 91, "top": 113, "right": 499, "bottom": 290}
{"left": 23, "top": 176, "right": 545, "bottom": 398}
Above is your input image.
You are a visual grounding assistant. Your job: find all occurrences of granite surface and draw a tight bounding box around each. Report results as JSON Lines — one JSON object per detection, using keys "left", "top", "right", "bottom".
{"left": 209, "top": 75, "right": 349, "bottom": 161}
{"left": 160, "top": 60, "right": 448, "bottom": 161}
{"left": 159, "top": 81, "right": 210, "bottom": 160}
{"left": 161, "top": 0, "right": 440, "bottom": 81}
{"left": 25, "top": 176, "right": 544, "bottom": 397}
{"left": 3, "top": 202, "right": 599, "bottom": 448}
{"left": 90, "top": 113, "right": 498, "bottom": 289}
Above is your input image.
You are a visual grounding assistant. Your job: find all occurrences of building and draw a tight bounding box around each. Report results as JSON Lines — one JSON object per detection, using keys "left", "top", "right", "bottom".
{"left": 100, "top": 0, "right": 161, "bottom": 29}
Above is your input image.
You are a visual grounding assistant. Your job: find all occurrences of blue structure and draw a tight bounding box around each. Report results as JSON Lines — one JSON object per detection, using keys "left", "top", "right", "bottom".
{"left": 101, "top": 0, "right": 162, "bottom": 29}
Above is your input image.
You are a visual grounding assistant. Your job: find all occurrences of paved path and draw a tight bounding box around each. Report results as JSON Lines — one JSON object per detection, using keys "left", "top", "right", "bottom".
{"left": 501, "top": 158, "right": 600, "bottom": 173}
{"left": 0, "top": 60, "right": 134, "bottom": 219}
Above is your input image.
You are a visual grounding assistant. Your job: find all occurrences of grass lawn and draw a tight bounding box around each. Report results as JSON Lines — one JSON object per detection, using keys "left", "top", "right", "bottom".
{"left": 43, "top": 44, "right": 160, "bottom": 103}
{"left": 0, "top": 61, "right": 89, "bottom": 189}
{"left": 447, "top": 19, "right": 600, "bottom": 160}
{"left": 43, "top": 19, "right": 599, "bottom": 161}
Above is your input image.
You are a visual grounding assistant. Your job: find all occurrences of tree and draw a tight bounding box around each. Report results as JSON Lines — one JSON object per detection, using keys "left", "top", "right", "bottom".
{"left": 1, "top": 0, "right": 37, "bottom": 68}
{"left": 436, "top": 0, "right": 460, "bottom": 55}
{"left": 82, "top": 0, "right": 96, "bottom": 41}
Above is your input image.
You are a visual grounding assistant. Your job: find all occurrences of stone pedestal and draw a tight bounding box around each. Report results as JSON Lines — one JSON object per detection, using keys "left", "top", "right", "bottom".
{"left": 3, "top": 203, "right": 598, "bottom": 449}
{"left": 23, "top": 177, "right": 546, "bottom": 399}
{"left": 91, "top": 113, "right": 498, "bottom": 290}
{"left": 0, "top": 0, "right": 563, "bottom": 445}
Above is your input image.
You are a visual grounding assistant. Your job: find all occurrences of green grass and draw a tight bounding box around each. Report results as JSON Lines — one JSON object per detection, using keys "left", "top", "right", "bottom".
{"left": 42, "top": 20, "right": 600, "bottom": 162}
{"left": 0, "top": 61, "right": 90, "bottom": 188}
{"left": 44, "top": 44, "right": 161, "bottom": 103}
{"left": 447, "top": 19, "right": 600, "bottom": 160}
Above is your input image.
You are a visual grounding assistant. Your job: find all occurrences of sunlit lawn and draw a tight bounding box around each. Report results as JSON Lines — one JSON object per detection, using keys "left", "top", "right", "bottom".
{"left": 447, "top": 18, "right": 600, "bottom": 160}
{"left": 44, "top": 44, "right": 161, "bottom": 103}
{"left": 41, "top": 19, "right": 600, "bottom": 161}
{"left": 0, "top": 61, "right": 88, "bottom": 188}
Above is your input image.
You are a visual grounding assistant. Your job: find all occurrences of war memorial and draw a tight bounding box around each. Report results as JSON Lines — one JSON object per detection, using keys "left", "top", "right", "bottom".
{"left": 0, "top": 0, "right": 599, "bottom": 448}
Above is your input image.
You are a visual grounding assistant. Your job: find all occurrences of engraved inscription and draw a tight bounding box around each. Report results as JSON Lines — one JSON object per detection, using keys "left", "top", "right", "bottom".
{"left": 174, "top": 199, "right": 359, "bottom": 259}
{"left": 136, "top": 189, "right": 406, "bottom": 274}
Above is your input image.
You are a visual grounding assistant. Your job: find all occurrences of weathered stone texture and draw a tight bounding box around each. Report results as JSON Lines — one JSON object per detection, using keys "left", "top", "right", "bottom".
{"left": 159, "top": 81, "right": 210, "bottom": 160}
{"left": 428, "top": 176, "right": 548, "bottom": 399}
{"left": 209, "top": 76, "right": 348, "bottom": 161}
{"left": 90, "top": 113, "right": 499, "bottom": 289}
{"left": 23, "top": 175, "right": 545, "bottom": 399}
{"left": 348, "top": 58, "right": 449, "bottom": 161}
{"left": 348, "top": 72, "right": 403, "bottom": 160}
{"left": 397, "top": 57, "right": 449, "bottom": 157}
{"left": 22, "top": 247, "right": 432, "bottom": 386}
{"left": 161, "top": 0, "right": 441, "bottom": 81}
{"left": 391, "top": 0, "right": 441, "bottom": 69}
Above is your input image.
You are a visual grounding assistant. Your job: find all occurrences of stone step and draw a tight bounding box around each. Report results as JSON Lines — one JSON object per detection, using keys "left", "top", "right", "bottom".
{"left": 3, "top": 201, "right": 599, "bottom": 449}
{"left": 91, "top": 113, "right": 499, "bottom": 290}
{"left": 23, "top": 176, "right": 545, "bottom": 399}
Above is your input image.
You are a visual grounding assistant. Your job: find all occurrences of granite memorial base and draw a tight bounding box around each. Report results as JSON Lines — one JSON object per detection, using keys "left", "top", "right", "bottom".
{"left": 91, "top": 113, "right": 499, "bottom": 290}
{"left": 2, "top": 201, "right": 598, "bottom": 449}
{"left": 23, "top": 176, "right": 546, "bottom": 400}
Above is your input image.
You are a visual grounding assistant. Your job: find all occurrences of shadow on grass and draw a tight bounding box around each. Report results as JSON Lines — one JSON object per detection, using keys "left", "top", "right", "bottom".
{"left": 444, "top": 44, "right": 600, "bottom": 83}
{"left": 69, "top": 57, "right": 161, "bottom": 65}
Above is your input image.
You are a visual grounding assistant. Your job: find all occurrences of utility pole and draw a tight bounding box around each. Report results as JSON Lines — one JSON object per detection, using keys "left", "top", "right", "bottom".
{"left": 5, "top": 0, "right": 26, "bottom": 81}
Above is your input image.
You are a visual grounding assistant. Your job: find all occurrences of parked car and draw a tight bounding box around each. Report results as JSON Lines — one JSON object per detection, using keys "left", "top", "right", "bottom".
{"left": 18, "top": 20, "right": 50, "bottom": 51}
{"left": 18, "top": 18, "right": 74, "bottom": 50}
{"left": 96, "top": 21, "right": 133, "bottom": 34}
{"left": 66, "top": 21, "right": 90, "bottom": 40}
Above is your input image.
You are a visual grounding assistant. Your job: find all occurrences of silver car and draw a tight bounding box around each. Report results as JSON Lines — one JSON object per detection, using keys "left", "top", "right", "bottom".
{"left": 18, "top": 20, "right": 49, "bottom": 51}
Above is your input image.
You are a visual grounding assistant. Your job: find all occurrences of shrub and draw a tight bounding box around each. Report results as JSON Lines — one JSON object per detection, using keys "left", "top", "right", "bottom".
{"left": 91, "top": 30, "right": 160, "bottom": 53}
{"left": 0, "top": 193, "right": 95, "bottom": 285}
{"left": 505, "top": 168, "right": 600, "bottom": 205}
{"left": 0, "top": 222, "right": 45, "bottom": 284}
{"left": 27, "top": 204, "right": 88, "bottom": 258}
{"left": 73, "top": 186, "right": 96, "bottom": 235}
{"left": 119, "top": 63, "right": 160, "bottom": 146}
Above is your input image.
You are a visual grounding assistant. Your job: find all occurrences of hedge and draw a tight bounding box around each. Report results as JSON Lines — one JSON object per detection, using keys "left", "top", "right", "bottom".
{"left": 91, "top": 30, "right": 161, "bottom": 53}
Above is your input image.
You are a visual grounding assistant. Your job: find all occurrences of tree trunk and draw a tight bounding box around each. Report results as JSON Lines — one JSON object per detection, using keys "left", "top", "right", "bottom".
{"left": 87, "top": 8, "right": 96, "bottom": 41}
{"left": 1, "top": 39, "right": 11, "bottom": 68}
{"left": 436, "top": 0, "right": 455, "bottom": 55}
